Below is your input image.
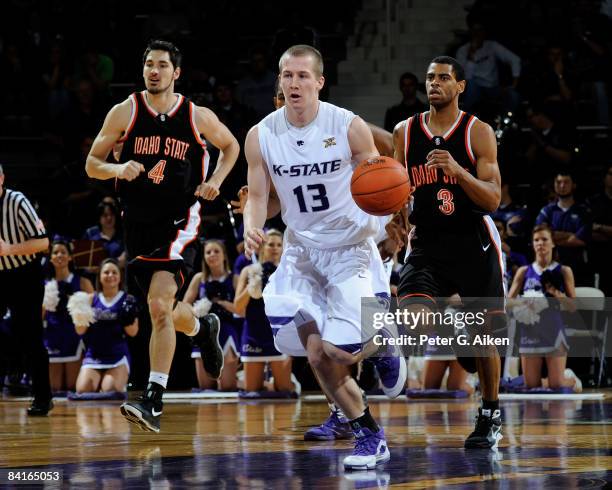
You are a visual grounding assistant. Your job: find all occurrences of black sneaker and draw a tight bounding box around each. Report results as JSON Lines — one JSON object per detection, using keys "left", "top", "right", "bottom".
{"left": 27, "top": 398, "right": 53, "bottom": 416}
{"left": 194, "top": 313, "right": 224, "bottom": 379}
{"left": 465, "top": 408, "right": 502, "bottom": 449}
{"left": 120, "top": 397, "right": 163, "bottom": 433}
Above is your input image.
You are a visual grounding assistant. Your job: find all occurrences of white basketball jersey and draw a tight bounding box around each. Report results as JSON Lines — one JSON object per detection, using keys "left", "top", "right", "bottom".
{"left": 258, "top": 102, "right": 380, "bottom": 248}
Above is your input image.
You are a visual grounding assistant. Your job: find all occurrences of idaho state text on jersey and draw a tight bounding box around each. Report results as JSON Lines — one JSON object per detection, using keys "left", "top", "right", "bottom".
{"left": 272, "top": 159, "right": 341, "bottom": 177}
{"left": 133, "top": 136, "right": 191, "bottom": 160}
{"left": 410, "top": 163, "right": 468, "bottom": 188}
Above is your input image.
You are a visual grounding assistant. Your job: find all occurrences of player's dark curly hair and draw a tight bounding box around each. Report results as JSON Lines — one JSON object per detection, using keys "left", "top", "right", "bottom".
{"left": 143, "top": 40, "right": 182, "bottom": 69}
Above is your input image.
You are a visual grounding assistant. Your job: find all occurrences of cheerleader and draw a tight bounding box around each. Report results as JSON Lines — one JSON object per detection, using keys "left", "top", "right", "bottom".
{"left": 509, "top": 224, "right": 581, "bottom": 391}
{"left": 43, "top": 239, "right": 94, "bottom": 392}
{"left": 234, "top": 229, "right": 295, "bottom": 393}
{"left": 71, "top": 258, "right": 139, "bottom": 393}
{"left": 184, "top": 240, "right": 239, "bottom": 390}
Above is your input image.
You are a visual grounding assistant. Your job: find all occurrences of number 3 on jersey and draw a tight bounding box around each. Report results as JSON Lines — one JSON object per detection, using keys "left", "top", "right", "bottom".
{"left": 437, "top": 188, "right": 455, "bottom": 215}
{"left": 148, "top": 160, "right": 166, "bottom": 184}
{"left": 293, "top": 184, "right": 330, "bottom": 212}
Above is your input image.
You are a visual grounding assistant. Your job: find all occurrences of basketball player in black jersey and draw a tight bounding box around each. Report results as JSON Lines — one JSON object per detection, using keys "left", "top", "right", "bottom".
{"left": 393, "top": 56, "right": 505, "bottom": 449}
{"left": 86, "top": 40, "right": 239, "bottom": 432}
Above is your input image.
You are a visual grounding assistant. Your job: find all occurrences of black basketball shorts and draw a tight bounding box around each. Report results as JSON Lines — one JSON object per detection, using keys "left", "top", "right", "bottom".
{"left": 124, "top": 202, "right": 201, "bottom": 295}
{"left": 398, "top": 216, "right": 505, "bottom": 314}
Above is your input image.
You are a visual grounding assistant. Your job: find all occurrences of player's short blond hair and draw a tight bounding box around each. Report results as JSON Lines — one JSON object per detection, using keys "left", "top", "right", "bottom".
{"left": 279, "top": 45, "right": 324, "bottom": 78}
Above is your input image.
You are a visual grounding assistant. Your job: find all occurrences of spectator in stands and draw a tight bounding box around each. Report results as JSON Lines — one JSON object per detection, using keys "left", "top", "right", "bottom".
{"left": 0, "top": 44, "right": 32, "bottom": 130}
{"left": 43, "top": 239, "right": 94, "bottom": 393}
{"left": 272, "top": 10, "right": 319, "bottom": 61}
{"left": 535, "top": 171, "right": 591, "bottom": 285}
{"left": 455, "top": 18, "right": 521, "bottom": 115}
{"left": 383, "top": 72, "right": 426, "bottom": 132}
{"left": 212, "top": 79, "right": 257, "bottom": 146}
{"left": 211, "top": 79, "right": 257, "bottom": 198}
{"left": 491, "top": 183, "right": 529, "bottom": 254}
{"left": 83, "top": 199, "right": 126, "bottom": 267}
{"left": 184, "top": 240, "right": 239, "bottom": 391}
{"left": 74, "top": 41, "right": 114, "bottom": 94}
{"left": 569, "top": 2, "right": 612, "bottom": 125}
{"left": 42, "top": 39, "right": 72, "bottom": 122}
{"left": 509, "top": 224, "right": 581, "bottom": 392}
{"left": 143, "top": 0, "right": 191, "bottom": 42}
{"left": 236, "top": 49, "right": 277, "bottom": 120}
{"left": 586, "top": 165, "right": 612, "bottom": 295}
{"left": 74, "top": 258, "right": 139, "bottom": 393}
{"left": 525, "top": 43, "right": 576, "bottom": 121}
{"left": 525, "top": 102, "right": 574, "bottom": 182}
{"left": 0, "top": 164, "right": 53, "bottom": 415}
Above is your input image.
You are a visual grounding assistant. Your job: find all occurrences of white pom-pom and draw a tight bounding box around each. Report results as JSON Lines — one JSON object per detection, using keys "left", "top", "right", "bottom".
{"left": 192, "top": 297, "right": 212, "bottom": 318}
{"left": 43, "top": 280, "right": 60, "bottom": 312}
{"left": 512, "top": 290, "right": 548, "bottom": 325}
{"left": 247, "top": 263, "right": 263, "bottom": 299}
{"left": 67, "top": 292, "right": 95, "bottom": 327}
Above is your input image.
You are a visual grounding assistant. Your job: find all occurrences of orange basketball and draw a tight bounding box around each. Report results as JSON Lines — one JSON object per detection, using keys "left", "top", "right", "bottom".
{"left": 350, "top": 156, "right": 411, "bottom": 216}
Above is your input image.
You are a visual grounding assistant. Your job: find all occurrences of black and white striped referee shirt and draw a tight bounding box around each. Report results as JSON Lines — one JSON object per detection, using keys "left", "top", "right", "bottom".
{"left": 0, "top": 188, "right": 47, "bottom": 270}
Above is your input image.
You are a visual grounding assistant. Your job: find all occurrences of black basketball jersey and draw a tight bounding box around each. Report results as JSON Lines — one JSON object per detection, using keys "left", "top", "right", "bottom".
{"left": 117, "top": 91, "right": 209, "bottom": 223}
{"left": 404, "top": 111, "right": 485, "bottom": 232}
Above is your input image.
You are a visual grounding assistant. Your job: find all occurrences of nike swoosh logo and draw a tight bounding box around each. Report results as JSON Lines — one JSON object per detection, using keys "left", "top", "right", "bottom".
{"left": 151, "top": 409, "right": 163, "bottom": 417}
{"left": 174, "top": 219, "right": 185, "bottom": 226}
{"left": 482, "top": 243, "right": 491, "bottom": 252}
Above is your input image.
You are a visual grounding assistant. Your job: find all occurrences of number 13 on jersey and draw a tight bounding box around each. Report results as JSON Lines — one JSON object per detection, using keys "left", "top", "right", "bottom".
{"left": 293, "top": 184, "right": 330, "bottom": 212}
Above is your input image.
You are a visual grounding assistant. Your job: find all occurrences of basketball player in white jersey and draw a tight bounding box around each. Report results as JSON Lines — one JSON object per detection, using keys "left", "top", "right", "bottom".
{"left": 243, "top": 45, "right": 406, "bottom": 471}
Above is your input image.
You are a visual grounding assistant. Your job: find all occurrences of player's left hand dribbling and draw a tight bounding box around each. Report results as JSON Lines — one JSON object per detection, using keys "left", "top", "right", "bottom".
{"left": 425, "top": 149, "right": 464, "bottom": 178}
{"left": 195, "top": 182, "right": 220, "bottom": 200}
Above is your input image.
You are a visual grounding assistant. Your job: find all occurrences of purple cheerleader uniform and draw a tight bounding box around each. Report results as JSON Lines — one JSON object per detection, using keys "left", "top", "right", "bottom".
{"left": 44, "top": 274, "right": 84, "bottom": 363}
{"left": 81, "top": 292, "right": 134, "bottom": 371}
{"left": 519, "top": 262, "right": 569, "bottom": 354}
{"left": 192, "top": 275, "right": 240, "bottom": 358}
{"left": 241, "top": 262, "right": 287, "bottom": 362}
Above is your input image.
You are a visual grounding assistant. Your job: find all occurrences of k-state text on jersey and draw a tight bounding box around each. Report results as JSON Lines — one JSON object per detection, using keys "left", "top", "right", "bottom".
{"left": 133, "top": 136, "right": 190, "bottom": 160}
{"left": 272, "top": 159, "right": 341, "bottom": 177}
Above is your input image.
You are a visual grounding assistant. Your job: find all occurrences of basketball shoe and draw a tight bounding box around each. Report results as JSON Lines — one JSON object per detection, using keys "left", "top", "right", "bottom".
{"left": 343, "top": 427, "right": 390, "bottom": 470}
{"left": 464, "top": 408, "right": 503, "bottom": 449}
{"left": 192, "top": 313, "right": 224, "bottom": 379}
{"left": 368, "top": 327, "right": 407, "bottom": 398}
{"left": 121, "top": 395, "right": 163, "bottom": 433}
{"left": 304, "top": 405, "right": 353, "bottom": 441}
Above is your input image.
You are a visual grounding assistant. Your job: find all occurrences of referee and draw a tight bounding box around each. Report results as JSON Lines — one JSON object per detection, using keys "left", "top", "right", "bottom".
{"left": 0, "top": 164, "right": 53, "bottom": 415}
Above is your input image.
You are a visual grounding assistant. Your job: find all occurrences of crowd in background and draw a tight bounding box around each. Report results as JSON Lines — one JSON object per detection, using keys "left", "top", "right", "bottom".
{"left": 0, "top": 0, "right": 611, "bottom": 395}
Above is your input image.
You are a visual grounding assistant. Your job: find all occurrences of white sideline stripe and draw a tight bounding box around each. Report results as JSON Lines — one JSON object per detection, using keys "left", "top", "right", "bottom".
{"left": 162, "top": 391, "right": 238, "bottom": 399}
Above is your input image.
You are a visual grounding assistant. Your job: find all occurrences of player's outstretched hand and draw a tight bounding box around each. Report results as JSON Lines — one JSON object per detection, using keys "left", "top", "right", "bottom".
{"left": 244, "top": 228, "right": 265, "bottom": 259}
{"left": 230, "top": 186, "right": 249, "bottom": 214}
{"left": 117, "top": 161, "right": 145, "bottom": 181}
{"left": 195, "top": 182, "right": 220, "bottom": 200}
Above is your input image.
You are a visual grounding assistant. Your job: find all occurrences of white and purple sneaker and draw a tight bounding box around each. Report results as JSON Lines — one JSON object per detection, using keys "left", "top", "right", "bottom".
{"left": 369, "top": 328, "right": 407, "bottom": 398}
{"left": 304, "top": 408, "right": 354, "bottom": 441}
{"left": 343, "top": 427, "right": 390, "bottom": 471}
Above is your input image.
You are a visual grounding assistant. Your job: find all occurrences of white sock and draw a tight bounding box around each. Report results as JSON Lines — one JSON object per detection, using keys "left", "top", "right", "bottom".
{"left": 185, "top": 316, "right": 200, "bottom": 337}
{"left": 149, "top": 371, "right": 169, "bottom": 389}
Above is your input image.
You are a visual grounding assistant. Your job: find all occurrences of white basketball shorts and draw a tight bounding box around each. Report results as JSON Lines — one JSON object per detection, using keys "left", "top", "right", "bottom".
{"left": 263, "top": 237, "right": 390, "bottom": 356}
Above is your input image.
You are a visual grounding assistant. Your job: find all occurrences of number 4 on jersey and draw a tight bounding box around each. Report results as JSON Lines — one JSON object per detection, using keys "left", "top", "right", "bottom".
{"left": 148, "top": 159, "right": 166, "bottom": 184}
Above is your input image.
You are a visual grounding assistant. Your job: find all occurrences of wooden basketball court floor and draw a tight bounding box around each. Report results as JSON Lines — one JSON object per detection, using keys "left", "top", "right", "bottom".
{"left": 1, "top": 392, "right": 611, "bottom": 488}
